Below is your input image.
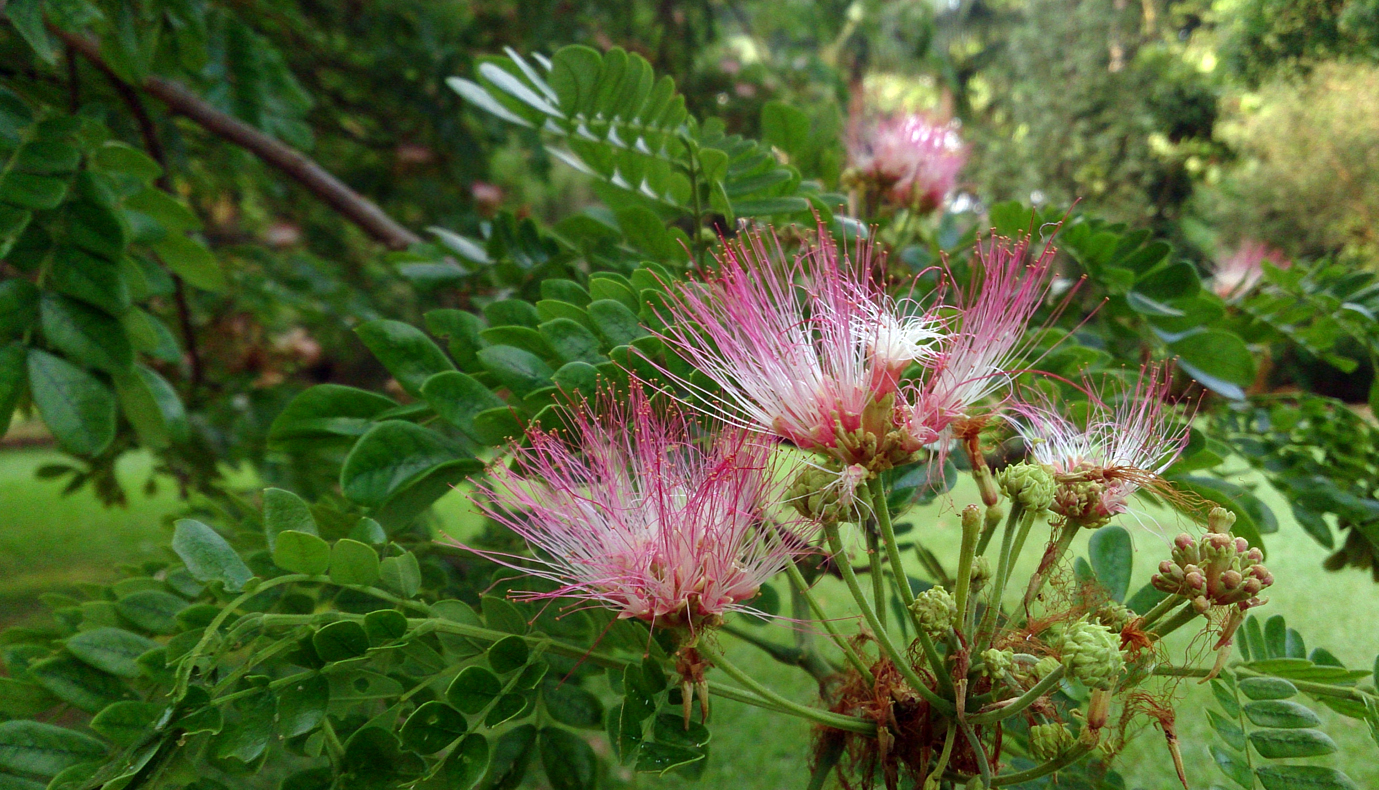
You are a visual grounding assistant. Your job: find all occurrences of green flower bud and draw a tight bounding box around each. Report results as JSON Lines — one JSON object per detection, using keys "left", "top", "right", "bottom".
{"left": 1207, "top": 506, "right": 1236, "bottom": 533}
{"left": 1060, "top": 618, "right": 1125, "bottom": 691}
{"left": 1053, "top": 480, "right": 1113, "bottom": 529}
{"left": 786, "top": 465, "right": 866, "bottom": 525}
{"left": 1032, "top": 655, "right": 1062, "bottom": 681}
{"left": 910, "top": 586, "right": 958, "bottom": 637}
{"left": 1029, "top": 722, "right": 1076, "bottom": 761}
{"left": 969, "top": 556, "right": 993, "bottom": 589}
{"left": 982, "top": 648, "right": 1015, "bottom": 677}
{"left": 1093, "top": 601, "right": 1132, "bottom": 633}
{"left": 998, "top": 462, "right": 1057, "bottom": 513}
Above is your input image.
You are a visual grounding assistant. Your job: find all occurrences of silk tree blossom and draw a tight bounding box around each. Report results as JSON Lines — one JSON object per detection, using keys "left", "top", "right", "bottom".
{"left": 1212, "top": 240, "right": 1290, "bottom": 300}
{"left": 848, "top": 112, "right": 967, "bottom": 212}
{"left": 467, "top": 384, "right": 807, "bottom": 629}
{"left": 655, "top": 230, "right": 945, "bottom": 470}
{"left": 1010, "top": 363, "right": 1193, "bottom": 525}
{"left": 904, "top": 234, "right": 1062, "bottom": 444}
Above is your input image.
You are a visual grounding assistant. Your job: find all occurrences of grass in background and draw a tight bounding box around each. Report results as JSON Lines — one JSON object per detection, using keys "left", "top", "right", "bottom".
{"left": 4, "top": 449, "right": 1377, "bottom": 788}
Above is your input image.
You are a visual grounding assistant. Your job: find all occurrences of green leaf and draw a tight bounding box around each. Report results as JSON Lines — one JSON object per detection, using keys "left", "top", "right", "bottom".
{"left": 1212, "top": 679, "right": 1241, "bottom": 718}
{"left": 442, "top": 733, "right": 490, "bottom": 790}
{"left": 1212, "top": 744, "right": 1254, "bottom": 790}
{"left": 5, "top": 0, "right": 59, "bottom": 63}
{"left": 67, "top": 200, "right": 128, "bottom": 258}
{"left": 1238, "top": 677, "right": 1298, "bottom": 701}
{"left": 276, "top": 673, "right": 328, "bottom": 738}
{"left": 420, "top": 370, "right": 505, "bottom": 438}
{"left": 1249, "top": 728, "right": 1338, "bottom": 758}
{"left": 1087, "top": 525, "right": 1133, "bottom": 602}
{"left": 541, "top": 318, "right": 605, "bottom": 364}
{"left": 340, "top": 420, "right": 478, "bottom": 507}
{"left": 91, "top": 143, "right": 162, "bottom": 183}
{"left": 0, "top": 172, "right": 68, "bottom": 210}
{"left": 213, "top": 691, "right": 275, "bottom": 765}
{"left": 172, "top": 519, "right": 254, "bottom": 592}
{"left": 0, "top": 677, "right": 58, "bottom": 718}
{"left": 267, "top": 384, "right": 397, "bottom": 445}
{"left": 27, "top": 349, "right": 116, "bottom": 456}
{"left": 1243, "top": 700, "right": 1323, "bottom": 729}
{"left": 472, "top": 406, "right": 525, "bottom": 445}
{"left": 378, "top": 552, "right": 422, "bottom": 598}
{"left": 27, "top": 654, "right": 132, "bottom": 712}
{"left": 0, "top": 721, "right": 106, "bottom": 778}
{"left": 0, "top": 342, "right": 27, "bottom": 437}
{"left": 113, "top": 364, "right": 188, "bottom": 448}
{"left": 636, "top": 741, "right": 706, "bottom": 776}
{"left": 485, "top": 692, "right": 530, "bottom": 727}
{"left": 355, "top": 319, "right": 455, "bottom": 396}
{"left": 90, "top": 701, "right": 163, "bottom": 745}
{"left": 115, "top": 588, "right": 186, "bottom": 635}
{"left": 340, "top": 726, "right": 424, "bottom": 785}
{"left": 1171, "top": 330, "right": 1256, "bottom": 394}
{"left": 541, "top": 279, "right": 592, "bottom": 307}
{"left": 363, "top": 610, "right": 408, "bottom": 645}
{"left": 1208, "top": 708, "right": 1246, "bottom": 750}
{"left": 401, "top": 700, "right": 468, "bottom": 754}
{"left": 760, "top": 100, "right": 810, "bottom": 157}
{"left": 330, "top": 539, "right": 380, "bottom": 586}
{"left": 487, "top": 636, "right": 529, "bottom": 675}
{"left": 150, "top": 234, "right": 226, "bottom": 292}
{"left": 263, "top": 488, "right": 319, "bottom": 549}
{"left": 587, "top": 299, "right": 648, "bottom": 347}
{"left": 272, "top": 530, "right": 331, "bottom": 575}
{"left": 1255, "top": 765, "right": 1357, "bottom": 790}
{"left": 65, "top": 628, "right": 158, "bottom": 678}
{"left": 447, "top": 665, "right": 502, "bottom": 714}
{"left": 40, "top": 293, "right": 132, "bottom": 374}
{"left": 123, "top": 187, "right": 202, "bottom": 234}
{"left": 483, "top": 595, "right": 529, "bottom": 634}
{"left": 0, "top": 279, "right": 39, "bottom": 339}
{"left": 312, "top": 621, "right": 370, "bottom": 663}
{"left": 1264, "top": 614, "right": 1288, "bottom": 659}
{"left": 539, "top": 727, "right": 596, "bottom": 790}
{"left": 47, "top": 247, "right": 130, "bottom": 316}
{"left": 541, "top": 680, "right": 604, "bottom": 729}
{"left": 478, "top": 344, "right": 554, "bottom": 396}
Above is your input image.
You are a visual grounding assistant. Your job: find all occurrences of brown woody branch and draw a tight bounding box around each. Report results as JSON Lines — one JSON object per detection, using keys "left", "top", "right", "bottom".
{"left": 49, "top": 25, "right": 422, "bottom": 251}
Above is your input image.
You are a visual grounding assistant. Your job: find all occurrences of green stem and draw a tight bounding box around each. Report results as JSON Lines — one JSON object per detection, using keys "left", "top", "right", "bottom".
{"left": 975, "top": 504, "right": 1004, "bottom": 556}
{"left": 866, "top": 526, "right": 888, "bottom": 631}
{"left": 721, "top": 624, "right": 837, "bottom": 682}
{"left": 955, "top": 702, "right": 993, "bottom": 788}
{"left": 869, "top": 476, "right": 920, "bottom": 633}
{"left": 968, "top": 666, "right": 1066, "bottom": 725}
{"left": 695, "top": 641, "right": 876, "bottom": 735}
{"left": 1139, "top": 594, "right": 1185, "bottom": 628}
{"left": 780, "top": 554, "right": 875, "bottom": 684}
{"left": 1150, "top": 603, "right": 1203, "bottom": 638}
{"left": 916, "top": 628, "right": 955, "bottom": 698}
{"left": 1021, "top": 523, "right": 1079, "bottom": 613}
{"left": 823, "top": 523, "right": 954, "bottom": 714}
{"left": 975, "top": 503, "right": 1030, "bottom": 655}
{"left": 953, "top": 507, "right": 982, "bottom": 635}
{"left": 175, "top": 573, "right": 312, "bottom": 696}
{"left": 990, "top": 739, "right": 1096, "bottom": 785}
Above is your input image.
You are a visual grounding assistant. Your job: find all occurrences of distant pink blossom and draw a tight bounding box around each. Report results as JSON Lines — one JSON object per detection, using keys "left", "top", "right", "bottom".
{"left": 849, "top": 112, "right": 967, "bottom": 212}
{"left": 1010, "top": 363, "right": 1193, "bottom": 520}
{"left": 468, "top": 385, "right": 806, "bottom": 628}
{"left": 1212, "top": 240, "right": 1290, "bottom": 299}
{"left": 904, "top": 235, "right": 1061, "bottom": 442}
{"left": 654, "top": 230, "right": 944, "bottom": 465}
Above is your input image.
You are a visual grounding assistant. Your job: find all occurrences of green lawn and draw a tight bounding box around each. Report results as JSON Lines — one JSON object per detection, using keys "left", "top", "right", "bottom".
{"left": 4, "top": 448, "right": 1377, "bottom": 789}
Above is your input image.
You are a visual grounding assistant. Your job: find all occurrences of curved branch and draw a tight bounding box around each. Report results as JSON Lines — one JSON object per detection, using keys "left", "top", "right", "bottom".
{"left": 48, "top": 25, "right": 421, "bottom": 251}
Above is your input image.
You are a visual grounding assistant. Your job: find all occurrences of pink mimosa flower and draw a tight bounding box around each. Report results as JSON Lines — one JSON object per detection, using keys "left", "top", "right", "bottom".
{"left": 655, "top": 230, "right": 944, "bottom": 467}
{"left": 904, "top": 234, "right": 1061, "bottom": 442}
{"left": 1010, "top": 363, "right": 1193, "bottom": 521}
{"left": 468, "top": 384, "right": 807, "bottom": 628}
{"left": 849, "top": 112, "right": 967, "bottom": 212}
{"left": 1213, "top": 240, "right": 1290, "bottom": 299}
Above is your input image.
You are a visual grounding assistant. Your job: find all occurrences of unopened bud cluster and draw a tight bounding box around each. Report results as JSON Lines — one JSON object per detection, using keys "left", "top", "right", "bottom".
{"left": 982, "top": 648, "right": 1015, "bottom": 677}
{"left": 1029, "top": 722, "right": 1076, "bottom": 760}
{"left": 1151, "top": 510, "right": 1273, "bottom": 613}
{"left": 910, "top": 586, "right": 958, "bottom": 637}
{"left": 787, "top": 465, "right": 866, "bottom": 525}
{"left": 997, "top": 463, "right": 1056, "bottom": 512}
{"left": 1060, "top": 618, "right": 1125, "bottom": 690}
{"left": 1051, "top": 479, "right": 1117, "bottom": 529}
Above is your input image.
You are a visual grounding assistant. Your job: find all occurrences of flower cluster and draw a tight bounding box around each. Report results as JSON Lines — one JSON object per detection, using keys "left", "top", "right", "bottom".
{"left": 1011, "top": 364, "right": 1192, "bottom": 527}
{"left": 656, "top": 228, "right": 1059, "bottom": 474}
{"left": 1212, "top": 240, "right": 1290, "bottom": 300}
{"left": 847, "top": 112, "right": 968, "bottom": 212}
{"left": 469, "top": 384, "right": 808, "bottom": 630}
{"left": 1151, "top": 521, "right": 1275, "bottom": 613}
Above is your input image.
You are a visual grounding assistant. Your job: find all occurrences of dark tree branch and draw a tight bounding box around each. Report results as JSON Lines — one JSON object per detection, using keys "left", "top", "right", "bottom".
{"left": 49, "top": 24, "right": 422, "bottom": 251}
